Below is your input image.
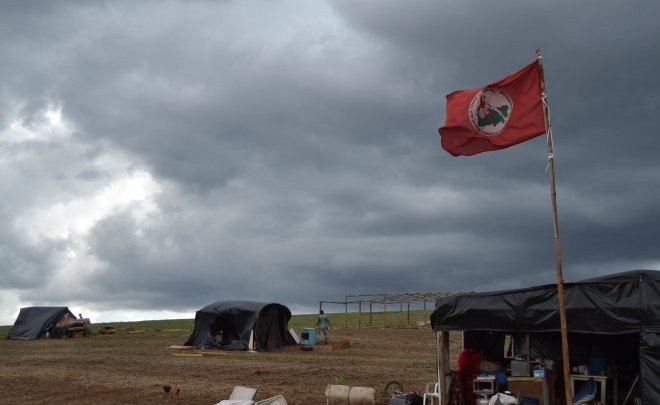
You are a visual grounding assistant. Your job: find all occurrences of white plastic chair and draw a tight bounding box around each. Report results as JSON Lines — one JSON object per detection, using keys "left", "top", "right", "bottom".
{"left": 229, "top": 386, "right": 258, "bottom": 400}
{"left": 422, "top": 382, "right": 440, "bottom": 405}
{"left": 214, "top": 386, "right": 258, "bottom": 405}
{"left": 255, "top": 395, "right": 288, "bottom": 405}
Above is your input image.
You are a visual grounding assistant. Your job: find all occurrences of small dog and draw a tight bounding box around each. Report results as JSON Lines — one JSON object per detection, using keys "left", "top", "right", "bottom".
{"left": 165, "top": 385, "right": 180, "bottom": 401}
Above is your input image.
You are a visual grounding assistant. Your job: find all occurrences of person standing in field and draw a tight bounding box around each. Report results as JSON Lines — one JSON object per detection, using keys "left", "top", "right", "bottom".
{"left": 317, "top": 310, "right": 332, "bottom": 344}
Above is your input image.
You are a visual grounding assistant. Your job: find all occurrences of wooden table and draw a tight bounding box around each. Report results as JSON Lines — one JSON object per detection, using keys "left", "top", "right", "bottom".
{"left": 569, "top": 374, "right": 617, "bottom": 405}
{"left": 508, "top": 376, "right": 554, "bottom": 405}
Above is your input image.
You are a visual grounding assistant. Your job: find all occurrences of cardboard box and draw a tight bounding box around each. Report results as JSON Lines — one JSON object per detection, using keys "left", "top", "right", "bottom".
{"left": 511, "top": 360, "right": 530, "bottom": 377}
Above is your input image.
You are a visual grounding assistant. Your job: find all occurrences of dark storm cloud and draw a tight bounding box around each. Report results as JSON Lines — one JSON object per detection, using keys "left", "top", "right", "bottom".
{"left": 329, "top": 0, "right": 660, "bottom": 267}
{"left": 2, "top": 0, "right": 660, "bottom": 323}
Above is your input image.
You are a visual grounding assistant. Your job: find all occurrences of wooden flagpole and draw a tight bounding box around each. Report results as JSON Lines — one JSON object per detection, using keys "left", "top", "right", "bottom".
{"left": 536, "top": 49, "right": 572, "bottom": 405}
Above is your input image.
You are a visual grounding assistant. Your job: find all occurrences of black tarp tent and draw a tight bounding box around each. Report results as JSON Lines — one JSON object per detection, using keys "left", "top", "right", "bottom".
{"left": 7, "top": 307, "right": 78, "bottom": 339}
{"left": 431, "top": 269, "right": 660, "bottom": 404}
{"left": 184, "top": 300, "right": 295, "bottom": 351}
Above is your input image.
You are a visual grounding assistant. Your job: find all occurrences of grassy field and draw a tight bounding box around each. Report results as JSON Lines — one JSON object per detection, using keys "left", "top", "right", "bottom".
{"left": 1, "top": 311, "right": 460, "bottom": 405}
{"left": 0, "top": 311, "right": 460, "bottom": 405}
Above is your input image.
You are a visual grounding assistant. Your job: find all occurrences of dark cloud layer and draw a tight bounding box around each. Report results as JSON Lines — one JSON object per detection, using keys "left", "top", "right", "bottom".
{"left": 1, "top": 0, "right": 659, "bottom": 323}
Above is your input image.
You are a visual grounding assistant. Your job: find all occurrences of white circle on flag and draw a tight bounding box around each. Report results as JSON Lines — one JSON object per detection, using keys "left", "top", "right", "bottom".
{"left": 468, "top": 89, "right": 513, "bottom": 136}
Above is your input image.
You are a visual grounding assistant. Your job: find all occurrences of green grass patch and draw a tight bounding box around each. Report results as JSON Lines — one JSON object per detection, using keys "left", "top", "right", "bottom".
{"left": 94, "top": 318, "right": 194, "bottom": 331}
{"left": 2, "top": 309, "right": 432, "bottom": 338}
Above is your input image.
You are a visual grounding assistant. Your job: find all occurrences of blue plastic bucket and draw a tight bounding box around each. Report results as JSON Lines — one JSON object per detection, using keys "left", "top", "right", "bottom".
{"left": 300, "top": 327, "right": 317, "bottom": 346}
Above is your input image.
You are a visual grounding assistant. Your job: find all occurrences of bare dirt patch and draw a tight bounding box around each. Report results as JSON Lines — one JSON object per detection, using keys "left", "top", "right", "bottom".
{"left": 0, "top": 327, "right": 460, "bottom": 405}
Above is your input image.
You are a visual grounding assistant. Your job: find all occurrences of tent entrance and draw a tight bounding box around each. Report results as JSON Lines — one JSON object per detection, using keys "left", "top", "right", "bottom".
{"left": 254, "top": 307, "right": 291, "bottom": 351}
{"left": 210, "top": 314, "right": 243, "bottom": 349}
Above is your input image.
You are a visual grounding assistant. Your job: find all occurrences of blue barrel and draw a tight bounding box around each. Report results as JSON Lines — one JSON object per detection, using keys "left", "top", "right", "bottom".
{"left": 300, "top": 327, "right": 317, "bottom": 346}
{"left": 590, "top": 350, "right": 608, "bottom": 376}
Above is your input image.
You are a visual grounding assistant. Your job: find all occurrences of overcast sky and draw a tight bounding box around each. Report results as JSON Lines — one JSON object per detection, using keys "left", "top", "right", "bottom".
{"left": 2, "top": 0, "right": 659, "bottom": 325}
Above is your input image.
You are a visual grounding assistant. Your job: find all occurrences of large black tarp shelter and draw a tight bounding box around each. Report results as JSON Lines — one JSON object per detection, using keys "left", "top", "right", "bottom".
{"left": 431, "top": 269, "right": 660, "bottom": 404}
{"left": 7, "top": 307, "right": 77, "bottom": 339}
{"left": 185, "top": 300, "right": 295, "bottom": 351}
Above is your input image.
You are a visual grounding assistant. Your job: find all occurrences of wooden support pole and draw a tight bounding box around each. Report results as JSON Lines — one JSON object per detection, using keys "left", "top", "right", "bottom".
{"left": 423, "top": 298, "right": 427, "bottom": 323}
{"left": 407, "top": 302, "right": 410, "bottom": 326}
{"left": 525, "top": 334, "right": 531, "bottom": 374}
{"left": 358, "top": 301, "right": 362, "bottom": 329}
{"left": 438, "top": 331, "right": 450, "bottom": 405}
{"left": 537, "top": 49, "right": 572, "bottom": 405}
{"left": 344, "top": 296, "right": 348, "bottom": 328}
{"left": 436, "top": 331, "right": 441, "bottom": 401}
{"left": 369, "top": 302, "right": 373, "bottom": 327}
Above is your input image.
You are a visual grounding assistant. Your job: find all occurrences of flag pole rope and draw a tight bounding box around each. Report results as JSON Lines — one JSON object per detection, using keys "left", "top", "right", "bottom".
{"left": 542, "top": 92, "right": 554, "bottom": 171}
{"left": 538, "top": 49, "right": 555, "bottom": 166}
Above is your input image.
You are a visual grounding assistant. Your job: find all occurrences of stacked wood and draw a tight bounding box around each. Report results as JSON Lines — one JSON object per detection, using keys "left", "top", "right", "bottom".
{"left": 97, "top": 326, "right": 115, "bottom": 335}
{"left": 332, "top": 339, "right": 351, "bottom": 351}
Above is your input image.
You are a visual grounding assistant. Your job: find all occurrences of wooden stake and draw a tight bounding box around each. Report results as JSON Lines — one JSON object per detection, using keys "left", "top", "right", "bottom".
{"left": 344, "top": 296, "right": 348, "bottom": 328}
{"left": 537, "top": 49, "right": 572, "bottom": 405}
{"left": 407, "top": 302, "right": 410, "bottom": 326}
{"left": 358, "top": 301, "right": 362, "bottom": 329}
{"left": 369, "top": 302, "right": 373, "bottom": 327}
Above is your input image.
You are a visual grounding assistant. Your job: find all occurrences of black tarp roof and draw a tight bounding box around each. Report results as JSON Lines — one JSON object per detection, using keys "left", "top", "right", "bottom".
{"left": 184, "top": 300, "right": 294, "bottom": 351}
{"left": 431, "top": 269, "right": 660, "bottom": 404}
{"left": 7, "top": 307, "right": 76, "bottom": 339}
{"left": 431, "top": 269, "right": 660, "bottom": 334}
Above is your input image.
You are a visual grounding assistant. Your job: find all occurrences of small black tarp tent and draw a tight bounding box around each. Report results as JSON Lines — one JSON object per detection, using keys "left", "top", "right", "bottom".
{"left": 431, "top": 269, "right": 660, "bottom": 404}
{"left": 185, "top": 300, "right": 295, "bottom": 351}
{"left": 7, "top": 307, "right": 77, "bottom": 339}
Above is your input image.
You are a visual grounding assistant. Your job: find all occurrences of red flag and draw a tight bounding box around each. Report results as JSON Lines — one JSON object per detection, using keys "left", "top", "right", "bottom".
{"left": 438, "top": 60, "right": 546, "bottom": 156}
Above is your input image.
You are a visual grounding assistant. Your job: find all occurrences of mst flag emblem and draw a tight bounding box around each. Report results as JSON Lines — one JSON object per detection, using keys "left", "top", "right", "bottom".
{"left": 469, "top": 89, "right": 513, "bottom": 136}
{"left": 438, "top": 60, "right": 545, "bottom": 156}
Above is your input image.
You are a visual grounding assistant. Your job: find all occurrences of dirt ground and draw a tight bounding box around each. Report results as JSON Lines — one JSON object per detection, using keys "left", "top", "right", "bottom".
{"left": 0, "top": 327, "right": 461, "bottom": 405}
